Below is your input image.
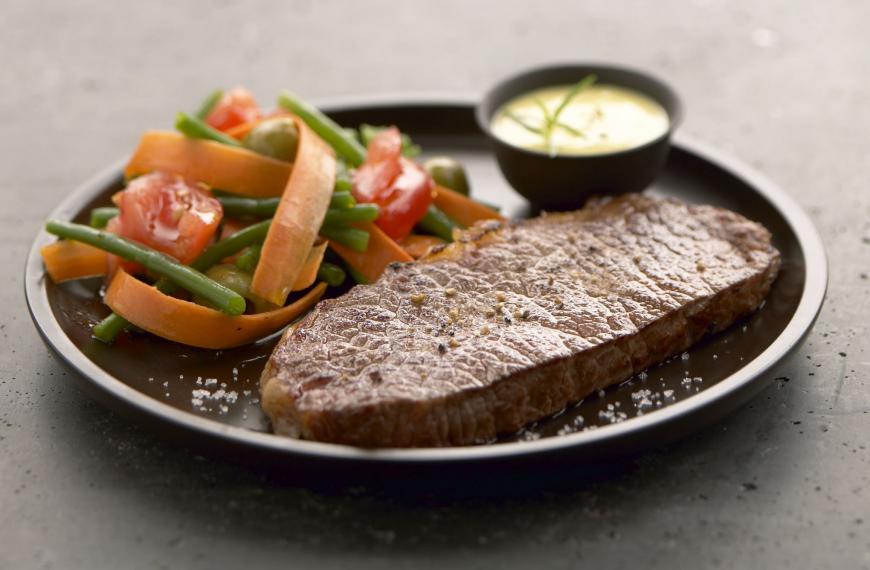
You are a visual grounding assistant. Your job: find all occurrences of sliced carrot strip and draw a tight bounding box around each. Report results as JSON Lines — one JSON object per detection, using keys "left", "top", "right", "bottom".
{"left": 104, "top": 268, "right": 326, "bottom": 349}
{"left": 432, "top": 185, "right": 504, "bottom": 227}
{"left": 328, "top": 222, "right": 412, "bottom": 283}
{"left": 400, "top": 234, "right": 445, "bottom": 259}
{"left": 41, "top": 240, "right": 108, "bottom": 282}
{"left": 291, "top": 240, "right": 327, "bottom": 292}
{"left": 124, "top": 131, "right": 292, "bottom": 197}
{"left": 251, "top": 116, "right": 336, "bottom": 306}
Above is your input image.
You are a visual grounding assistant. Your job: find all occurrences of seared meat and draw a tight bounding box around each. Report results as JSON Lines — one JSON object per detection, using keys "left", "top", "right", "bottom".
{"left": 261, "top": 194, "right": 780, "bottom": 447}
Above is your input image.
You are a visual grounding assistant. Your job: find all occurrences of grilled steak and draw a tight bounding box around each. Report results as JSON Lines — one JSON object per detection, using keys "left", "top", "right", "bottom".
{"left": 261, "top": 194, "right": 780, "bottom": 447}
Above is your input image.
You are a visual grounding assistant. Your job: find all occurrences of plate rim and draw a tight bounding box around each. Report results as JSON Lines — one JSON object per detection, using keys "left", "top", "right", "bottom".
{"left": 24, "top": 94, "right": 828, "bottom": 464}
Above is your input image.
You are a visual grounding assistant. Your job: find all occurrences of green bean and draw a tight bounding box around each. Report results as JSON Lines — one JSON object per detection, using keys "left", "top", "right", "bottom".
{"left": 216, "top": 194, "right": 357, "bottom": 218}
{"left": 89, "top": 207, "right": 119, "bottom": 228}
{"left": 335, "top": 177, "right": 353, "bottom": 193}
{"left": 217, "top": 196, "right": 280, "bottom": 218}
{"left": 316, "top": 262, "right": 346, "bottom": 287}
{"left": 190, "top": 220, "right": 271, "bottom": 271}
{"left": 320, "top": 225, "right": 370, "bottom": 252}
{"left": 235, "top": 244, "right": 261, "bottom": 273}
{"left": 335, "top": 159, "right": 354, "bottom": 191}
{"left": 219, "top": 197, "right": 374, "bottom": 228}
{"left": 277, "top": 92, "right": 367, "bottom": 167}
{"left": 46, "top": 221, "right": 245, "bottom": 316}
{"left": 91, "top": 311, "right": 135, "bottom": 343}
{"left": 323, "top": 204, "right": 379, "bottom": 226}
{"left": 175, "top": 112, "right": 242, "bottom": 147}
{"left": 417, "top": 205, "right": 460, "bottom": 242}
{"left": 195, "top": 89, "right": 223, "bottom": 120}
{"left": 92, "top": 220, "right": 272, "bottom": 343}
{"left": 330, "top": 191, "right": 355, "bottom": 210}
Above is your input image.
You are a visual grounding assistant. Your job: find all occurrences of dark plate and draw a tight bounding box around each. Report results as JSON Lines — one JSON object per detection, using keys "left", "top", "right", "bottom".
{"left": 25, "top": 96, "right": 826, "bottom": 481}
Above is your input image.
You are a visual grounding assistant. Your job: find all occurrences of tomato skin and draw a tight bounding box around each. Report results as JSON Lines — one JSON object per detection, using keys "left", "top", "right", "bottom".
{"left": 352, "top": 128, "right": 434, "bottom": 240}
{"left": 205, "top": 88, "right": 260, "bottom": 132}
{"left": 112, "top": 172, "right": 223, "bottom": 265}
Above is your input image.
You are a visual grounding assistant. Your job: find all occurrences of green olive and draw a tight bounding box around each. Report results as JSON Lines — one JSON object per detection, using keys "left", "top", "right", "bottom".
{"left": 423, "top": 156, "right": 470, "bottom": 196}
{"left": 243, "top": 117, "right": 299, "bottom": 161}
{"left": 193, "top": 264, "right": 252, "bottom": 308}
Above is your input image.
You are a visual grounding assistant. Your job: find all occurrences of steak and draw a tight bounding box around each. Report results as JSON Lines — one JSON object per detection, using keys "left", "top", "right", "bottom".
{"left": 261, "top": 194, "right": 780, "bottom": 447}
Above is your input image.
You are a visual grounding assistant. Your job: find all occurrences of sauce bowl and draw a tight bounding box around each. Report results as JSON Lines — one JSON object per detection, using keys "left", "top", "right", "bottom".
{"left": 477, "top": 63, "right": 683, "bottom": 209}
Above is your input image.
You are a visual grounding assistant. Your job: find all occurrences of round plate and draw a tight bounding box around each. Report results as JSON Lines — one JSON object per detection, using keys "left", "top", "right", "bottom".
{"left": 25, "top": 96, "right": 826, "bottom": 481}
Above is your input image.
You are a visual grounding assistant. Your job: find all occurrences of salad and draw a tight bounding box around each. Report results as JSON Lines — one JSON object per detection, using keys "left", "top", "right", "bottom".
{"left": 40, "top": 88, "right": 501, "bottom": 349}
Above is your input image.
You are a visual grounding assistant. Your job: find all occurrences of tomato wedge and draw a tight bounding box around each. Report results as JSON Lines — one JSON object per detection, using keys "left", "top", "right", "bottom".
{"left": 111, "top": 171, "right": 223, "bottom": 265}
{"left": 352, "top": 127, "right": 434, "bottom": 240}
{"left": 205, "top": 87, "right": 261, "bottom": 132}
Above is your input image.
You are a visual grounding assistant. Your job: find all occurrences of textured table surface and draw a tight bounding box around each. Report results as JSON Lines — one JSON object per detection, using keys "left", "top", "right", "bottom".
{"left": 2, "top": 1, "right": 868, "bottom": 568}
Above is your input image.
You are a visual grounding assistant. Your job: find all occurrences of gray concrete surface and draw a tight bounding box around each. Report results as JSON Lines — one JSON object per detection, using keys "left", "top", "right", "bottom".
{"left": 1, "top": 1, "right": 868, "bottom": 568}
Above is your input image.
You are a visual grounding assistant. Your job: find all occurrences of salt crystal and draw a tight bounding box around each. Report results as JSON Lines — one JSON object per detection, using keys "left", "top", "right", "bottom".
{"left": 632, "top": 390, "right": 651, "bottom": 402}
{"left": 556, "top": 425, "right": 574, "bottom": 436}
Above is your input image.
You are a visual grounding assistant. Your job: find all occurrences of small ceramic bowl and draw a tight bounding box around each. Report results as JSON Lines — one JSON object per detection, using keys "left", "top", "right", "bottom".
{"left": 477, "top": 63, "right": 683, "bottom": 210}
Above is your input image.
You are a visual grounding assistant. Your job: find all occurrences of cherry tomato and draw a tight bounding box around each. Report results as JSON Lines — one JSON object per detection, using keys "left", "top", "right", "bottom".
{"left": 352, "top": 127, "right": 434, "bottom": 240}
{"left": 112, "top": 171, "right": 223, "bottom": 265}
{"left": 205, "top": 87, "right": 261, "bottom": 132}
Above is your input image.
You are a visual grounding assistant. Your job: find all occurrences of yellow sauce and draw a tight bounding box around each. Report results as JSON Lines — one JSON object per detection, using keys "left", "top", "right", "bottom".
{"left": 491, "top": 84, "right": 669, "bottom": 156}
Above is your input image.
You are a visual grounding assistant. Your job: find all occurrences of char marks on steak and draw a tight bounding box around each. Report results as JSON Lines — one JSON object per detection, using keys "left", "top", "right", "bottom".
{"left": 261, "top": 194, "right": 780, "bottom": 447}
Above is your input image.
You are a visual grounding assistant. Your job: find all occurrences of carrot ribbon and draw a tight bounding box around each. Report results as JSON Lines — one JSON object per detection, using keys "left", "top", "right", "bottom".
{"left": 125, "top": 131, "right": 292, "bottom": 197}
{"left": 104, "top": 268, "right": 326, "bottom": 349}
{"left": 40, "top": 240, "right": 108, "bottom": 282}
{"left": 250, "top": 115, "right": 336, "bottom": 305}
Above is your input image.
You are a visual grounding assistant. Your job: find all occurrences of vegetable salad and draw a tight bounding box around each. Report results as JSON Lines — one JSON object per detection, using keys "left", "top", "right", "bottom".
{"left": 41, "top": 88, "right": 502, "bottom": 349}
